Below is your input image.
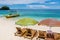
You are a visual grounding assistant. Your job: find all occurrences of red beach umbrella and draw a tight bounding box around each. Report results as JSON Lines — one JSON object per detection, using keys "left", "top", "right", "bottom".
{"left": 38, "top": 19, "right": 60, "bottom": 27}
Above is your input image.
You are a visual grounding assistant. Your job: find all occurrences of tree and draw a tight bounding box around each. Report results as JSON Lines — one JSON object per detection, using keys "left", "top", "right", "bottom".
{"left": 0, "top": 6, "right": 10, "bottom": 10}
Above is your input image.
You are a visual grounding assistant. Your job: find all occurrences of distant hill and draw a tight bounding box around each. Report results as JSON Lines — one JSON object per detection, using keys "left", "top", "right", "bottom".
{"left": 0, "top": 6, "right": 10, "bottom": 10}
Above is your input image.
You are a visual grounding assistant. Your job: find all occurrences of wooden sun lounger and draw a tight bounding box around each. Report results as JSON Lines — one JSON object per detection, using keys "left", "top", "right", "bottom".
{"left": 45, "top": 33, "right": 55, "bottom": 40}
{"left": 23, "top": 28, "right": 37, "bottom": 40}
{"left": 54, "top": 33, "right": 60, "bottom": 40}
{"left": 15, "top": 27, "right": 26, "bottom": 37}
{"left": 36, "top": 31, "right": 46, "bottom": 40}
{"left": 15, "top": 27, "right": 60, "bottom": 40}
{"left": 45, "top": 32, "right": 60, "bottom": 40}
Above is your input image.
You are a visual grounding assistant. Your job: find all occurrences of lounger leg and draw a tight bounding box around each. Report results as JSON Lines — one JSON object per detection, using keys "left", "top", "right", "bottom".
{"left": 36, "top": 38, "right": 38, "bottom": 40}
{"left": 31, "top": 39, "right": 32, "bottom": 40}
{"left": 36, "top": 38, "right": 41, "bottom": 40}
{"left": 39, "top": 38, "right": 40, "bottom": 40}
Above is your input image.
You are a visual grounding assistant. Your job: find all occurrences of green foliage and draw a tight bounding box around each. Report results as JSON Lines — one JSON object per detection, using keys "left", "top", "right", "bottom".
{"left": 0, "top": 6, "right": 10, "bottom": 10}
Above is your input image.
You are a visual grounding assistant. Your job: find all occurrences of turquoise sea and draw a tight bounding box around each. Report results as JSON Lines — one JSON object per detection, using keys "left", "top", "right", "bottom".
{"left": 0, "top": 9, "right": 60, "bottom": 21}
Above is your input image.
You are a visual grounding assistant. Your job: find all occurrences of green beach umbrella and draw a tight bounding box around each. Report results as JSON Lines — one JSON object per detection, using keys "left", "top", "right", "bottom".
{"left": 15, "top": 18, "right": 38, "bottom": 26}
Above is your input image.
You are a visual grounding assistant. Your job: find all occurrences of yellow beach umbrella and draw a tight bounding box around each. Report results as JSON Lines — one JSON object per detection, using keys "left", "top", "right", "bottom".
{"left": 15, "top": 18, "right": 38, "bottom": 26}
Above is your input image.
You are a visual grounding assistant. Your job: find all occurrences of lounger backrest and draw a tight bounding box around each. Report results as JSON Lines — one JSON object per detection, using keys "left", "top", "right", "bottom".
{"left": 39, "top": 31, "right": 46, "bottom": 38}
{"left": 16, "top": 27, "right": 22, "bottom": 34}
{"left": 46, "top": 33, "right": 54, "bottom": 38}
{"left": 26, "top": 29, "right": 32, "bottom": 34}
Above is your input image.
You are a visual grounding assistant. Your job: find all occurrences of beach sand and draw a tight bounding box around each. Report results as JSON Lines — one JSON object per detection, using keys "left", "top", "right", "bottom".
{"left": 0, "top": 17, "right": 60, "bottom": 40}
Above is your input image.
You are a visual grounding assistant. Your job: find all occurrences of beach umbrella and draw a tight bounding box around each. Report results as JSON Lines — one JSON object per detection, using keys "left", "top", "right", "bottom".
{"left": 38, "top": 19, "right": 60, "bottom": 32}
{"left": 15, "top": 18, "right": 38, "bottom": 26}
{"left": 38, "top": 19, "right": 60, "bottom": 27}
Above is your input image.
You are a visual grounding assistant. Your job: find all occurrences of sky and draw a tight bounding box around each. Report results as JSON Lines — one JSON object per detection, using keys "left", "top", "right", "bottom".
{"left": 0, "top": 0, "right": 60, "bottom": 9}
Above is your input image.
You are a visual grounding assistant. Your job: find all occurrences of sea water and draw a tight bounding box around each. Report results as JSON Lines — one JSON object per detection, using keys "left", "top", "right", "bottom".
{"left": 0, "top": 9, "right": 60, "bottom": 21}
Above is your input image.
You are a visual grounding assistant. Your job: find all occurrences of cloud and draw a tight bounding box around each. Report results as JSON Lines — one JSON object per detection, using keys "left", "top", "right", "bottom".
{"left": 27, "top": 5, "right": 49, "bottom": 9}
{"left": 0, "top": 0, "right": 50, "bottom": 4}
{"left": 48, "top": 5, "right": 60, "bottom": 9}
{"left": 49, "top": 2, "right": 57, "bottom": 4}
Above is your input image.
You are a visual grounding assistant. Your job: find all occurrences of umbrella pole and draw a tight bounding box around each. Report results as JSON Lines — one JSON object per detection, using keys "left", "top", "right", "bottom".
{"left": 49, "top": 27, "right": 51, "bottom": 30}
{"left": 47, "top": 26, "right": 52, "bottom": 32}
